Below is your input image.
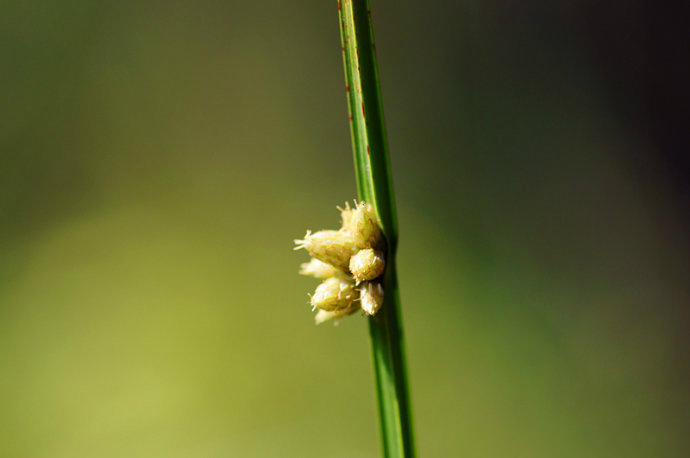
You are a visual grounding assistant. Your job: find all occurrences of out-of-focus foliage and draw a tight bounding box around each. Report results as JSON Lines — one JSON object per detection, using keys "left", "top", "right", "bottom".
{"left": 1, "top": 1, "right": 688, "bottom": 457}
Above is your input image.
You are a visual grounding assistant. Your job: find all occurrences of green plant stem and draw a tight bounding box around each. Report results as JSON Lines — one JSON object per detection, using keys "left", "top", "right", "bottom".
{"left": 338, "top": 2, "right": 416, "bottom": 457}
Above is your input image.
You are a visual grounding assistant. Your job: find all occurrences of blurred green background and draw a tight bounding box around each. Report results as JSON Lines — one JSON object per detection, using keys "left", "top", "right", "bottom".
{"left": 1, "top": 1, "right": 688, "bottom": 457}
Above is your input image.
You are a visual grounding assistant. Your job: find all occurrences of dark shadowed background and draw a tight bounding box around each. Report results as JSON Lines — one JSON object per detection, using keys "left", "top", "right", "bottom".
{"left": 1, "top": 1, "right": 688, "bottom": 457}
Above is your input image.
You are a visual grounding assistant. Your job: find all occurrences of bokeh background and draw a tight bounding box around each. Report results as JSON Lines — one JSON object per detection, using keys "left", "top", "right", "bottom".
{"left": 1, "top": 1, "right": 688, "bottom": 457}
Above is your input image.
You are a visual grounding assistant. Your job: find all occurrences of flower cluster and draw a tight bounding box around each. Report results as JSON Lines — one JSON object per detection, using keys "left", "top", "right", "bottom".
{"left": 294, "top": 202, "right": 386, "bottom": 324}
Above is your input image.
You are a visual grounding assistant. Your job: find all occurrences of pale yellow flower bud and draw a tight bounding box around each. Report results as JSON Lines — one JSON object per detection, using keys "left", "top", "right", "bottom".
{"left": 360, "top": 281, "right": 384, "bottom": 316}
{"left": 314, "top": 304, "right": 360, "bottom": 325}
{"left": 294, "top": 230, "right": 355, "bottom": 270}
{"left": 310, "top": 277, "right": 357, "bottom": 311}
{"left": 299, "top": 258, "right": 343, "bottom": 279}
{"left": 348, "top": 202, "right": 383, "bottom": 249}
{"left": 349, "top": 248, "right": 385, "bottom": 283}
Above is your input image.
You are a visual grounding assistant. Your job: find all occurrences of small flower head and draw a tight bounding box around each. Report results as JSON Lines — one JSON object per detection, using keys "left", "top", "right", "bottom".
{"left": 296, "top": 201, "right": 387, "bottom": 324}
{"left": 349, "top": 248, "right": 385, "bottom": 283}
{"left": 294, "top": 230, "right": 355, "bottom": 270}
{"left": 310, "top": 277, "right": 357, "bottom": 312}
{"left": 315, "top": 304, "right": 360, "bottom": 325}
{"left": 360, "top": 281, "right": 384, "bottom": 316}
{"left": 299, "top": 258, "right": 344, "bottom": 279}
{"left": 347, "top": 202, "right": 384, "bottom": 250}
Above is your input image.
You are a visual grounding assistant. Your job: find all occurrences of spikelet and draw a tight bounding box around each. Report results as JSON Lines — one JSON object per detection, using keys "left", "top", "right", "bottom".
{"left": 347, "top": 202, "right": 384, "bottom": 249}
{"left": 299, "top": 258, "right": 344, "bottom": 279}
{"left": 349, "top": 248, "right": 385, "bottom": 283}
{"left": 294, "top": 230, "right": 355, "bottom": 270}
{"left": 360, "top": 281, "right": 384, "bottom": 316}
{"left": 310, "top": 277, "right": 357, "bottom": 312}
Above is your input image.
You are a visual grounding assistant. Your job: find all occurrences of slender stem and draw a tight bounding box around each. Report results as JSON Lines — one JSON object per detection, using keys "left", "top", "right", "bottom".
{"left": 338, "top": 2, "right": 415, "bottom": 457}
